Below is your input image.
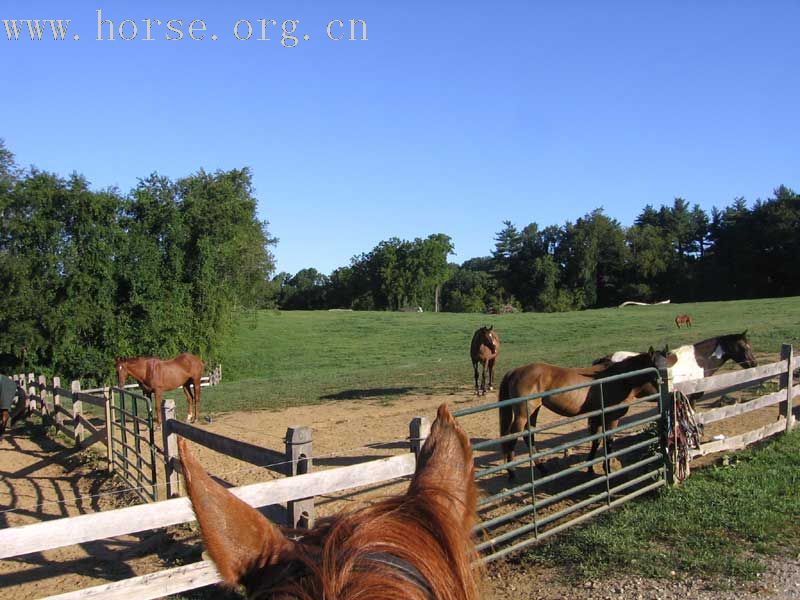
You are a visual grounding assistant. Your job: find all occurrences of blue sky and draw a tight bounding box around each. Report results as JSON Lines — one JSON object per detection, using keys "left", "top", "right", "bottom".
{"left": 2, "top": 1, "right": 798, "bottom": 274}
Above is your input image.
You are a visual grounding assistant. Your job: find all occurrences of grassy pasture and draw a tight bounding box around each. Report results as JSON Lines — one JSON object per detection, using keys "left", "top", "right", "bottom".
{"left": 182, "top": 296, "right": 800, "bottom": 418}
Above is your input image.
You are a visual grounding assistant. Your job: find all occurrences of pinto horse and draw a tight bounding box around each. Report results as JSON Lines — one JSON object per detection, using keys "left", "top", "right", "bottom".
{"left": 593, "top": 331, "right": 757, "bottom": 387}
{"left": 115, "top": 353, "right": 205, "bottom": 424}
{"left": 180, "top": 403, "right": 481, "bottom": 600}
{"left": 499, "top": 349, "right": 676, "bottom": 480}
{"left": 470, "top": 326, "right": 500, "bottom": 395}
{"left": 675, "top": 314, "right": 693, "bottom": 328}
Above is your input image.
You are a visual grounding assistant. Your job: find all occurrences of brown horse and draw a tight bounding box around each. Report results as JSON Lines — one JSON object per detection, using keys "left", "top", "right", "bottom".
{"left": 180, "top": 403, "right": 481, "bottom": 600}
{"left": 675, "top": 314, "right": 693, "bottom": 328}
{"left": 115, "top": 353, "right": 204, "bottom": 424}
{"left": 499, "top": 349, "right": 676, "bottom": 480}
{"left": 471, "top": 326, "right": 500, "bottom": 395}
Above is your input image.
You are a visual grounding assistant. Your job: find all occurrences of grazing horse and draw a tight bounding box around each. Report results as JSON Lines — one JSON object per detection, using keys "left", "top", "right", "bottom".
{"left": 675, "top": 314, "right": 693, "bottom": 328}
{"left": 115, "top": 353, "right": 205, "bottom": 424}
{"left": 499, "top": 349, "right": 676, "bottom": 480}
{"left": 593, "top": 331, "right": 757, "bottom": 387}
{"left": 180, "top": 403, "right": 481, "bottom": 600}
{"left": 471, "top": 326, "right": 500, "bottom": 395}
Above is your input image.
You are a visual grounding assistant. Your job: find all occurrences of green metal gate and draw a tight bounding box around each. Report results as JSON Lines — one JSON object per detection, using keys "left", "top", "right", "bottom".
{"left": 454, "top": 367, "right": 669, "bottom": 563}
{"left": 110, "top": 387, "right": 158, "bottom": 503}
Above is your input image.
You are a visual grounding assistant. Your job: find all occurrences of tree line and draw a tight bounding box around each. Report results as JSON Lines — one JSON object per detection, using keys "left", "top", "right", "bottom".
{"left": 0, "top": 141, "right": 276, "bottom": 380}
{"left": 275, "top": 188, "right": 799, "bottom": 313}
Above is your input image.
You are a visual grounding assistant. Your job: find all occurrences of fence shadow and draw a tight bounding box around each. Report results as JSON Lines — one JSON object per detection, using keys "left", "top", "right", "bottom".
{"left": 319, "top": 387, "right": 415, "bottom": 401}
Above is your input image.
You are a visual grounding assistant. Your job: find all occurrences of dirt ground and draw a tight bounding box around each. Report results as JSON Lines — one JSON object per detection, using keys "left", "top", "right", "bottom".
{"left": 1, "top": 356, "right": 796, "bottom": 599}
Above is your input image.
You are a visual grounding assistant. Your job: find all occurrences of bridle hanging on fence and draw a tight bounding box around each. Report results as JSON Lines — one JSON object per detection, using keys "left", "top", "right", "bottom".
{"left": 667, "top": 390, "right": 703, "bottom": 482}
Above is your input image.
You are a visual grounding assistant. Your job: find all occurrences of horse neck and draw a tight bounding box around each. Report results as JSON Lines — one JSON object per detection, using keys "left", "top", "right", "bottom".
{"left": 692, "top": 338, "right": 729, "bottom": 376}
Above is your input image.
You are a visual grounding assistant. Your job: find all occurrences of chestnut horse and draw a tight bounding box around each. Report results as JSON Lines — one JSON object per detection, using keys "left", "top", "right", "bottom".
{"left": 115, "top": 353, "right": 204, "bottom": 424}
{"left": 180, "top": 403, "right": 481, "bottom": 600}
{"left": 470, "top": 326, "right": 500, "bottom": 395}
{"left": 675, "top": 314, "right": 693, "bottom": 328}
{"left": 499, "top": 349, "right": 676, "bottom": 480}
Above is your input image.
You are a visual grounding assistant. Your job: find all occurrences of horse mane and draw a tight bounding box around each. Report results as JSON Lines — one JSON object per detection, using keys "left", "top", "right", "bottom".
{"left": 255, "top": 489, "right": 480, "bottom": 600}
{"left": 589, "top": 351, "right": 651, "bottom": 379}
{"left": 693, "top": 331, "right": 745, "bottom": 355}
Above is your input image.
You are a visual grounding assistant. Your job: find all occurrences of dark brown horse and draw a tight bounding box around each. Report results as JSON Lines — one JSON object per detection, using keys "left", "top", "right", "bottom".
{"left": 675, "top": 314, "right": 693, "bottom": 328}
{"left": 115, "top": 353, "right": 204, "bottom": 424}
{"left": 180, "top": 403, "right": 481, "bottom": 600}
{"left": 499, "top": 349, "right": 676, "bottom": 480}
{"left": 471, "top": 326, "right": 500, "bottom": 395}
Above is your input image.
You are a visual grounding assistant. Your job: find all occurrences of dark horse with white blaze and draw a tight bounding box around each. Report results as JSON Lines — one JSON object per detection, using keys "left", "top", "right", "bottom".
{"left": 180, "top": 403, "right": 481, "bottom": 600}
{"left": 115, "top": 353, "right": 205, "bottom": 424}
{"left": 471, "top": 326, "right": 500, "bottom": 395}
{"left": 499, "top": 349, "right": 676, "bottom": 480}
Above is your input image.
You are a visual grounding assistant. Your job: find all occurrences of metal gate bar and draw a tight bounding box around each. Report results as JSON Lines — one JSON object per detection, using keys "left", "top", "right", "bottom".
{"left": 454, "top": 366, "right": 667, "bottom": 563}
{"left": 110, "top": 387, "right": 158, "bottom": 503}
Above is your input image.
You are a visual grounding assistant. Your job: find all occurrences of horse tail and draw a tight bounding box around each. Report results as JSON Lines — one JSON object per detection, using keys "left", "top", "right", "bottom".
{"left": 498, "top": 371, "right": 514, "bottom": 437}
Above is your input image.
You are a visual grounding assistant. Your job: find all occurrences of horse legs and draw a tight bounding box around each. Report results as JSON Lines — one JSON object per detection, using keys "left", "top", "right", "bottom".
{"left": 487, "top": 357, "right": 496, "bottom": 391}
{"left": 0, "top": 409, "right": 8, "bottom": 436}
{"left": 473, "top": 362, "right": 480, "bottom": 395}
{"left": 192, "top": 376, "right": 201, "bottom": 423}
{"left": 182, "top": 383, "right": 194, "bottom": 423}
{"left": 501, "top": 402, "right": 545, "bottom": 481}
{"left": 153, "top": 391, "right": 162, "bottom": 427}
{"left": 587, "top": 415, "right": 624, "bottom": 474}
{"left": 480, "top": 361, "right": 487, "bottom": 395}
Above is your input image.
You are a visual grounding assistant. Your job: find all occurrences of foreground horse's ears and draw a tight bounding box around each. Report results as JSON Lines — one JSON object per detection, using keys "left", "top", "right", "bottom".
{"left": 179, "top": 438, "right": 294, "bottom": 587}
{"left": 742, "top": 329, "right": 748, "bottom": 338}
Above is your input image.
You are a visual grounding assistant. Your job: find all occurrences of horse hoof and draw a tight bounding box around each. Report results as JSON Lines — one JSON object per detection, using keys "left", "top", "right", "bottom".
{"left": 488, "top": 386, "right": 494, "bottom": 391}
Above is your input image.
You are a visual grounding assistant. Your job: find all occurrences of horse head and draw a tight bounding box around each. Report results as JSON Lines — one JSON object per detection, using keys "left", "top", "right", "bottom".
{"left": 724, "top": 330, "right": 757, "bottom": 369}
{"left": 180, "top": 403, "right": 480, "bottom": 599}
{"left": 480, "top": 326, "right": 498, "bottom": 353}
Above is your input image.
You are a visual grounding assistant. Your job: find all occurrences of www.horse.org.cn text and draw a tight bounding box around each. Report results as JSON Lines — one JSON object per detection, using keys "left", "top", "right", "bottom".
{"left": 1, "top": 10, "right": 368, "bottom": 47}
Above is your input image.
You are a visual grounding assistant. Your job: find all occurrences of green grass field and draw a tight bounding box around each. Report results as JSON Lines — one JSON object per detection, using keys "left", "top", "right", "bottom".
{"left": 529, "top": 428, "right": 800, "bottom": 581}
{"left": 184, "top": 297, "right": 800, "bottom": 418}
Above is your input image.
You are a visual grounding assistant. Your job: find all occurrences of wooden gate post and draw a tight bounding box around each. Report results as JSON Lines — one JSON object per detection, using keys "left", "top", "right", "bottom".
{"left": 162, "top": 399, "right": 180, "bottom": 498}
{"left": 104, "top": 387, "right": 114, "bottom": 473}
{"left": 780, "top": 344, "right": 794, "bottom": 432}
{"left": 53, "top": 376, "right": 62, "bottom": 430}
{"left": 658, "top": 368, "right": 677, "bottom": 486}
{"left": 409, "top": 416, "right": 431, "bottom": 460}
{"left": 26, "top": 373, "right": 35, "bottom": 414}
{"left": 71, "top": 380, "right": 83, "bottom": 446}
{"left": 285, "top": 426, "right": 314, "bottom": 529}
{"left": 38, "top": 375, "right": 49, "bottom": 425}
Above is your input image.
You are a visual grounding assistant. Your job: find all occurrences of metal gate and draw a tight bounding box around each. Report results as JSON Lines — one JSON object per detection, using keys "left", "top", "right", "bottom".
{"left": 454, "top": 367, "right": 669, "bottom": 563}
{"left": 110, "top": 387, "right": 158, "bottom": 503}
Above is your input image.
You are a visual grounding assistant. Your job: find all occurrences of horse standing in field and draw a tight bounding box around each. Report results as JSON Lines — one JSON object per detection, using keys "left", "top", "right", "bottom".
{"left": 499, "top": 349, "right": 676, "bottom": 480}
{"left": 180, "top": 403, "right": 481, "bottom": 600}
{"left": 675, "top": 314, "right": 693, "bottom": 328}
{"left": 471, "top": 326, "right": 500, "bottom": 395}
{"left": 115, "top": 353, "right": 205, "bottom": 424}
{"left": 593, "top": 331, "right": 757, "bottom": 387}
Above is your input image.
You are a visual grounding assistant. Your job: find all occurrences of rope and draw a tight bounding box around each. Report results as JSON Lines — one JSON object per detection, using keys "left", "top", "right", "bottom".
{"left": 667, "top": 391, "right": 703, "bottom": 482}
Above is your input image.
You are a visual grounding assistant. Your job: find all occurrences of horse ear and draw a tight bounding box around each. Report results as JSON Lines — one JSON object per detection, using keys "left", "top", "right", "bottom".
{"left": 179, "top": 438, "right": 294, "bottom": 587}
{"left": 742, "top": 329, "right": 748, "bottom": 338}
{"left": 648, "top": 346, "right": 655, "bottom": 356}
{"left": 410, "top": 404, "right": 477, "bottom": 530}
{"left": 488, "top": 325, "right": 493, "bottom": 331}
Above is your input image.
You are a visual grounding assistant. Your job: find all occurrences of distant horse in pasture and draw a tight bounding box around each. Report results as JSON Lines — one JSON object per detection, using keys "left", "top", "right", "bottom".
{"left": 592, "top": 331, "right": 757, "bottom": 402}
{"left": 675, "top": 314, "right": 693, "bottom": 328}
{"left": 499, "top": 349, "right": 676, "bottom": 480}
{"left": 180, "top": 403, "right": 482, "bottom": 600}
{"left": 115, "top": 353, "right": 205, "bottom": 424}
{"left": 471, "top": 326, "right": 500, "bottom": 395}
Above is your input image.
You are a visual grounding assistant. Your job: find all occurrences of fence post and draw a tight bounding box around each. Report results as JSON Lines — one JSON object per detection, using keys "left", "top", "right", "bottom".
{"left": 409, "top": 416, "right": 431, "bottom": 460}
{"left": 53, "top": 376, "right": 62, "bottom": 430}
{"left": 104, "top": 387, "right": 115, "bottom": 473}
{"left": 780, "top": 344, "right": 794, "bottom": 432}
{"left": 71, "top": 380, "right": 83, "bottom": 447}
{"left": 38, "top": 375, "right": 48, "bottom": 424}
{"left": 658, "top": 368, "right": 676, "bottom": 486}
{"left": 162, "top": 399, "right": 180, "bottom": 498}
{"left": 26, "top": 373, "right": 35, "bottom": 414}
{"left": 285, "top": 426, "right": 314, "bottom": 529}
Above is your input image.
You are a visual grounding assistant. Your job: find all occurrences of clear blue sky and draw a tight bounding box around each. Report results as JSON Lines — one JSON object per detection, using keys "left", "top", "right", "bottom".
{"left": 2, "top": 1, "right": 798, "bottom": 275}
